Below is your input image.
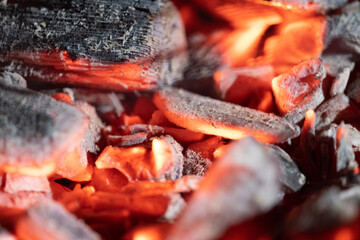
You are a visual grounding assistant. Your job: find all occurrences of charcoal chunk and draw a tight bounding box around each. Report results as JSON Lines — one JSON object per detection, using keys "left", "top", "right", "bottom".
{"left": 167, "top": 137, "right": 281, "bottom": 240}
{"left": 266, "top": 145, "right": 306, "bottom": 192}
{"left": 0, "top": 0, "right": 187, "bottom": 90}
{"left": 16, "top": 199, "right": 101, "bottom": 240}
{"left": 0, "top": 83, "right": 87, "bottom": 175}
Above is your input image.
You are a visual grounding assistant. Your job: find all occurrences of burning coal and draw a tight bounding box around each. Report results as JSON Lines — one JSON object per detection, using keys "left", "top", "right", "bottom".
{"left": 0, "top": 0, "right": 360, "bottom": 239}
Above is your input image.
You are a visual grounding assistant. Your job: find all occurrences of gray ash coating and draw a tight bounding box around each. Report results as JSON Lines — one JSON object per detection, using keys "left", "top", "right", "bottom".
{"left": 0, "top": 0, "right": 169, "bottom": 63}
{"left": 157, "top": 87, "right": 300, "bottom": 142}
{"left": 0, "top": 82, "right": 86, "bottom": 165}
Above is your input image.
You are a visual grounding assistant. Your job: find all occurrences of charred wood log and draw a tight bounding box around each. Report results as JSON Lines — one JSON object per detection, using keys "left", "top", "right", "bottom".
{"left": 0, "top": 0, "right": 187, "bottom": 91}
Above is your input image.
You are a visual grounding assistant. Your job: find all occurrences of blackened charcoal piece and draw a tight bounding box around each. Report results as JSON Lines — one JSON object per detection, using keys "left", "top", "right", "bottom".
{"left": 0, "top": 84, "right": 87, "bottom": 176}
{"left": 154, "top": 87, "right": 299, "bottom": 143}
{"left": 266, "top": 145, "right": 306, "bottom": 192}
{"left": 286, "top": 186, "right": 360, "bottom": 236}
{"left": 166, "top": 137, "right": 281, "bottom": 240}
{"left": 16, "top": 199, "right": 100, "bottom": 240}
{"left": 0, "top": 0, "right": 187, "bottom": 90}
{"left": 325, "top": 12, "right": 360, "bottom": 54}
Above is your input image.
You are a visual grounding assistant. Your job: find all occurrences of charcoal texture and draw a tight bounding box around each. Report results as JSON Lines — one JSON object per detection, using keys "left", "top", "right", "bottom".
{"left": 286, "top": 186, "right": 360, "bottom": 235}
{"left": 267, "top": 145, "right": 306, "bottom": 192}
{"left": 1, "top": 0, "right": 175, "bottom": 63}
{"left": 325, "top": 12, "right": 360, "bottom": 54}
{"left": 0, "top": 83, "right": 87, "bottom": 167}
{"left": 0, "top": 0, "right": 187, "bottom": 88}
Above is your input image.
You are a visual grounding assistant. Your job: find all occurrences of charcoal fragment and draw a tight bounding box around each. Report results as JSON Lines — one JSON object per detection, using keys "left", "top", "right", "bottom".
{"left": 16, "top": 199, "right": 101, "bottom": 240}
{"left": 154, "top": 87, "right": 299, "bottom": 143}
{"left": 266, "top": 145, "right": 306, "bottom": 192}
{"left": 0, "top": 0, "right": 187, "bottom": 90}
{"left": 0, "top": 84, "right": 88, "bottom": 176}
{"left": 167, "top": 137, "right": 281, "bottom": 240}
{"left": 286, "top": 186, "right": 360, "bottom": 236}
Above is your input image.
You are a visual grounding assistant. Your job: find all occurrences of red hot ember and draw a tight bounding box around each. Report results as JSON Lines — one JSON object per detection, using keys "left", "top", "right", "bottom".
{"left": 0, "top": 0, "right": 360, "bottom": 240}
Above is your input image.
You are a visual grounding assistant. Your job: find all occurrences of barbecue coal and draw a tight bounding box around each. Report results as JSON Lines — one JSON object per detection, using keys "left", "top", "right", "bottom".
{"left": 0, "top": 82, "right": 88, "bottom": 176}
{"left": 16, "top": 199, "right": 101, "bottom": 240}
{"left": 0, "top": 0, "right": 187, "bottom": 90}
{"left": 154, "top": 87, "right": 300, "bottom": 143}
{"left": 166, "top": 137, "right": 282, "bottom": 240}
{"left": 0, "top": 0, "right": 360, "bottom": 239}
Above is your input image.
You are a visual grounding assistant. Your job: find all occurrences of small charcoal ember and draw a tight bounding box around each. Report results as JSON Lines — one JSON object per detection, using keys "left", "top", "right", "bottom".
{"left": 16, "top": 199, "right": 101, "bottom": 240}
{"left": 266, "top": 145, "right": 306, "bottom": 192}
{"left": 0, "top": 0, "right": 187, "bottom": 90}
{"left": 96, "top": 136, "right": 183, "bottom": 181}
{"left": 154, "top": 87, "right": 299, "bottom": 143}
{"left": 0, "top": 81, "right": 88, "bottom": 176}
{"left": 272, "top": 58, "right": 326, "bottom": 123}
{"left": 183, "top": 137, "right": 223, "bottom": 176}
{"left": 166, "top": 137, "right": 281, "bottom": 240}
{"left": 3, "top": 173, "right": 50, "bottom": 194}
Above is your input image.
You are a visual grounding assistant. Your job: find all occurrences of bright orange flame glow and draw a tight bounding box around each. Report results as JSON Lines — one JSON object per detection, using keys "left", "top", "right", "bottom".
{"left": 213, "top": 145, "right": 230, "bottom": 159}
{"left": 219, "top": 18, "right": 280, "bottom": 67}
{"left": 264, "top": 17, "right": 325, "bottom": 74}
{"left": 152, "top": 138, "right": 172, "bottom": 176}
{"left": 334, "top": 228, "right": 354, "bottom": 240}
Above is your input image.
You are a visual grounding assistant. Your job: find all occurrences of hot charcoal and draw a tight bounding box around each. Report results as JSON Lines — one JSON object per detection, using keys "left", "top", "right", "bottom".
{"left": 0, "top": 0, "right": 187, "bottom": 90}
{"left": 0, "top": 0, "right": 360, "bottom": 239}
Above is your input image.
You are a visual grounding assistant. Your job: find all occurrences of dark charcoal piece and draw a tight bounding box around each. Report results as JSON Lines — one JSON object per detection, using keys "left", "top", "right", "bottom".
{"left": 286, "top": 186, "right": 360, "bottom": 237}
{"left": 16, "top": 199, "right": 101, "bottom": 240}
{"left": 325, "top": 12, "right": 360, "bottom": 55}
{"left": 167, "top": 137, "right": 281, "bottom": 240}
{"left": 0, "top": 0, "right": 187, "bottom": 90}
{"left": 0, "top": 83, "right": 87, "bottom": 175}
{"left": 266, "top": 145, "right": 306, "bottom": 192}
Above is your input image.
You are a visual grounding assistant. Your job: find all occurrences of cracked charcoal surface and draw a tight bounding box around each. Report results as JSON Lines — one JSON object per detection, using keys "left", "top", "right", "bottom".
{"left": 0, "top": 83, "right": 86, "bottom": 166}
{"left": 1, "top": 0, "right": 170, "bottom": 63}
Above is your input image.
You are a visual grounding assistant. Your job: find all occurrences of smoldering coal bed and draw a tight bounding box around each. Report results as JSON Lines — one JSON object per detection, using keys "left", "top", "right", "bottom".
{"left": 0, "top": 0, "right": 360, "bottom": 240}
